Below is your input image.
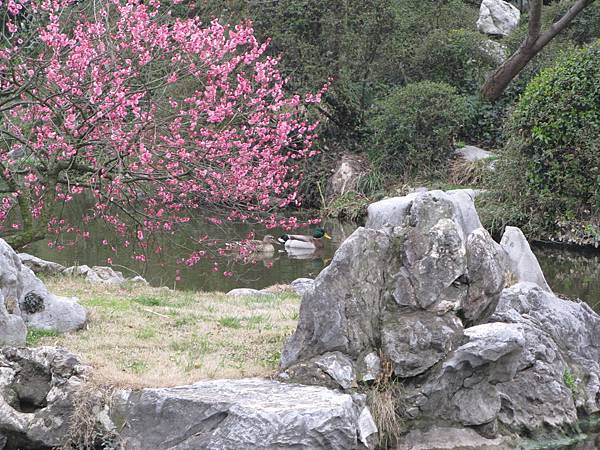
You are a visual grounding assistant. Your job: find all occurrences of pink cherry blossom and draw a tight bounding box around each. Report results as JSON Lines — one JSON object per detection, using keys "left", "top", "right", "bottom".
{"left": 0, "top": 0, "right": 324, "bottom": 260}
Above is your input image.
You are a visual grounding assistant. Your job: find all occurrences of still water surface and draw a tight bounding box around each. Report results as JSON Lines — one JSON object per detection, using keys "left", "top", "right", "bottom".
{"left": 26, "top": 219, "right": 598, "bottom": 308}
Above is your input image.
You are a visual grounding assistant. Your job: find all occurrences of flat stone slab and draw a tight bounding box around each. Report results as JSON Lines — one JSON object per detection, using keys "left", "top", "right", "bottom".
{"left": 226, "top": 288, "right": 274, "bottom": 297}
{"left": 112, "top": 378, "right": 377, "bottom": 449}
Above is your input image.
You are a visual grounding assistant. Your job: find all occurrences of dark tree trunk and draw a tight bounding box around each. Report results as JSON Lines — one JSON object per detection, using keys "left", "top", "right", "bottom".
{"left": 481, "top": 0, "right": 595, "bottom": 102}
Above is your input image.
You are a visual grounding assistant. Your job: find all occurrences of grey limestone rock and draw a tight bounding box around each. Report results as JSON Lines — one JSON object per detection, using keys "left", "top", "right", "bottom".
{"left": 0, "top": 347, "right": 89, "bottom": 449}
{"left": 477, "top": 0, "right": 520, "bottom": 36}
{"left": 397, "top": 426, "right": 510, "bottom": 450}
{"left": 280, "top": 190, "right": 600, "bottom": 444}
{"left": 0, "top": 239, "right": 86, "bottom": 338}
{"left": 463, "top": 228, "right": 507, "bottom": 324}
{"left": 366, "top": 189, "right": 482, "bottom": 240}
{"left": 18, "top": 253, "right": 65, "bottom": 275}
{"left": 314, "top": 352, "right": 356, "bottom": 389}
{"left": 456, "top": 146, "right": 495, "bottom": 162}
{"left": 0, "top": 298, "right": 26, "bottom": 347}
{"left": 290, "top": 277, "right": 314, "bottom": 295}
{"left": 19, "top": 266, "right": 86, "bottom": 333}
{"left": 86, "top": 266, "right": 125, "bottom": 284}
{"left": 112, "top": 378, "right": 377, "bottom": 450}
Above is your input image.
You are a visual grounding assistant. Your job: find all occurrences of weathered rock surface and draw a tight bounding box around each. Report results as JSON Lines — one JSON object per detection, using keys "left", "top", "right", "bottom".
{"left": 0, "top": 347, "right": 89, "bottom": 449}
{"left": 455, "top": 145, "right": 495, "bottom": 162}
{"left": 63, "top": 264, "right": 146, "bottom": 285}
{"left": 281, "top": 190, "right": 600, "bottom": 446}
{"left": 111, "top": 378, "right": 377, "bottom": 449}
{"left": 365, "top": 189, "right": 482, "bottom": 237}
{"left": 481, "top": 39, "right": 509, "bottom": 64}
{"left": 0, "top": 240, "right": 86, "bottom": 340}
{"left": 0, "top": 298, "right": 27, "bottom": 347}
{"left": 64, "top": 265, "right": 125, "bottom": 284}
{"left": 85, "top": 266, "right": 125, "bottom": 284}
{"left": 18, "top": 253, "right": 65, "bottom": 275}
{"left": 326, "top": 153, "right": 368, "bottom": 198}
{"left": 492, "top": 283, "right": 600, "bottom": 425}
{"left": 290, "top": 277, "right": 314, "bottom": 295}
{"left": 477, "top": 0, "right": 520, "bottom": 36}
{"left": 500, "top": 226, "right": 552, "bottom": 292}
{"left": 19, "top": 267, "right": 87, "bottom": 333}
{"left": 396, "top": 426, "right": 509, "bottom": 450}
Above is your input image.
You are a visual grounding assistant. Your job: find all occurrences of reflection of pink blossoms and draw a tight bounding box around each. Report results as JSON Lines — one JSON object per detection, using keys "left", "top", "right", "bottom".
{"left": 0, "top": 0, "right": 323, "bottom": 258}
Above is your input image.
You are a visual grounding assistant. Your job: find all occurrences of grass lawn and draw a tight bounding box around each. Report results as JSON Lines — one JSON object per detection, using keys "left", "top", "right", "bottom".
{"left": 36, "top": 277, "right": 301, "bottom": 388}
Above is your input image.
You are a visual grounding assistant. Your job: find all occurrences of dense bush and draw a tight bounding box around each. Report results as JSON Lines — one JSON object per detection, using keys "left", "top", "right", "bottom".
{"left": 488, "top": 40, "right": 600, "bottom": 234}
{"left": 368, "top": 81, "right": 471, "bottom": 176}
{"left": 411, "top": 29, "right": 500, "bottom": 94}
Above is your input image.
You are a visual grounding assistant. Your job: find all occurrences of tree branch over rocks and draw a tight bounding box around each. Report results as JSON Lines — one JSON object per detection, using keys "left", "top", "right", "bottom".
{"left": 481, "top": 0, "right": 595, "bottom": 102}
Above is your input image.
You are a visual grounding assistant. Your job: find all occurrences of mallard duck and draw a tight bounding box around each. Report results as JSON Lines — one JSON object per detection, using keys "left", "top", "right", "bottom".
{"left": 231, "top": 235, "right": 280, "bottom": 254}
{"left": 278, "top": 227, "right": 331, "bottom": 250}
{"left": 246, "top": 235, "right": 280, "bottom": 253}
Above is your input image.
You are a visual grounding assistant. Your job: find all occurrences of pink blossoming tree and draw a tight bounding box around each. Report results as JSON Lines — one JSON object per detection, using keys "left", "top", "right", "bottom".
{"left": 0, "top": 0, "right": 322, "bottom": 256}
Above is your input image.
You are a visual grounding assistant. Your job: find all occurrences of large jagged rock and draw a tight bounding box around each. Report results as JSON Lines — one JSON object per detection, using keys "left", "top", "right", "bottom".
{"left": 477, "top": 0, "right": 520, "bottom": 36}
{"left": 280, "top": 190, "right": 600, "bottom": 448}
{"left": 0, "top": 240, "right": 86, "bottom": 341}
{"left": 282, "top": 191, "right": 502, "bottom": 374}
{"left": 0, "top": 347, "right": 89, "bottom": 449}
{"left": 111, "top": 378, "right": 377, "bottom": 450}
{"left": 493, "top": 283, "right": 600, "bottom": 424}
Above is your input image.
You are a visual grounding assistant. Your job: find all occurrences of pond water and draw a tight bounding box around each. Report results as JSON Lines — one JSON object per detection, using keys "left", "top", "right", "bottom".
{"left": 26, "top": 219, "right": 599, "bottom": 308}
{"left": 527, "top": 419, "right": 600, "bottom": 450}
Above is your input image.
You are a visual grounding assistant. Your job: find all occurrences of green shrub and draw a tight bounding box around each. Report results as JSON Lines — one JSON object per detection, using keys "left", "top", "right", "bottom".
{"left": 411, "top": 29, "right": 499, "bottom": 94}
{"left": 487, "top": 41, "right": 600, "bottom": 236}
{"left": 368, "top": 81, "right": 471, "bottom": 176}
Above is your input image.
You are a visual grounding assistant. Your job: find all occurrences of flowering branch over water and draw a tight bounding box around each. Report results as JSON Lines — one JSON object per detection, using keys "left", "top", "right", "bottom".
{"left": 0, "top": 0, "right": 323, "bottom": 265}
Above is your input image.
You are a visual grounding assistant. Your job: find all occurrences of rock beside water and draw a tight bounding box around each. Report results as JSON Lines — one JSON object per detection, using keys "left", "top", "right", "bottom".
{"left": 281, "top": 190, "right": 600, "bottom": 447}
{"left": 500, "top": 226, "right": 552, "bottom": 292}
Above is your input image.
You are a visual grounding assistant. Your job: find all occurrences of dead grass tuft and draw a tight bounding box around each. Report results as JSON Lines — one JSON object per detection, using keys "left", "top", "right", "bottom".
{"left": 40, "top": 277, "right": 301, "bottom": 388}
{"left": 61, "top": 376, "right": 119, "bottom": 450}
{"left": 448, "top": 157, "right": 492, "bottom": 186}
{"left": 366, "top": 352, "right": 405, "bottom": 449}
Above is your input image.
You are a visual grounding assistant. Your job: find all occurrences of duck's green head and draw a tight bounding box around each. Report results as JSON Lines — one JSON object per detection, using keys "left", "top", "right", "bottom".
{"left": 313, "top": 227, "right": 331, "bottom": 239}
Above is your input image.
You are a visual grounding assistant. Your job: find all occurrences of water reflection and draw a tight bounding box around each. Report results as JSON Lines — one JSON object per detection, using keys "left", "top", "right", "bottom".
{"left": 533, "top": 245, "right": 600, "bottom": 312}
{"left": 25, "top": 214, "right": 342, "bottom": 292}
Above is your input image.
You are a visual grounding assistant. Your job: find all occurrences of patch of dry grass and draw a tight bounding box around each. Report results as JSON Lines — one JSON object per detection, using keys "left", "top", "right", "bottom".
{"left": 38, "top": 277, "right": 301, "bottom": 388}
